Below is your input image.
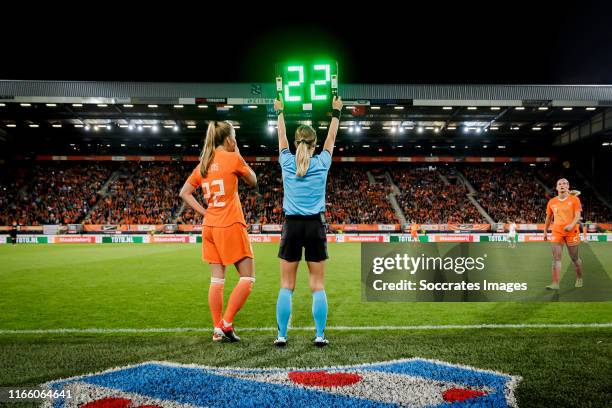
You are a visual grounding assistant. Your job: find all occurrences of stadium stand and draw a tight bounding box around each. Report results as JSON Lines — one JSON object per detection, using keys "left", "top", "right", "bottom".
{"left": 0, "top": 163, "right": 112, "bottom": 225}
{"left": 1, "top": 161, "right": 610, "bottom": 226}
{"left": 460, "top": 165, "right": 547, "bottom": 223}
{"left": 391, "top": 166, "right": 486, "bottom": 224}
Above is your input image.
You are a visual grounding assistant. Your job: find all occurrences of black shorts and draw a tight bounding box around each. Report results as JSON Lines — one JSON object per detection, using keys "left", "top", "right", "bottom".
{"left": 278, "top": 214, "right": 328, "bottom": 262}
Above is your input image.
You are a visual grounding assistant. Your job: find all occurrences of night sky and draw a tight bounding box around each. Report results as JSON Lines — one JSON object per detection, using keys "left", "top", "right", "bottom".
{"left": 3, "top": 3, "right": 612, "bottom": 84}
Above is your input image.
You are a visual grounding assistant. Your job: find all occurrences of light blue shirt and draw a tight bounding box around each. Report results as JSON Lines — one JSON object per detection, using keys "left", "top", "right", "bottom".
{"left": 279, "top": 148, "right": 332, "bottom": 215}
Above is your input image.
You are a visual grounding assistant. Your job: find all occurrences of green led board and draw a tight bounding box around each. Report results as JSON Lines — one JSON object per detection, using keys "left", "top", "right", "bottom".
{"left": 275, "top": 61, "right": 338, "bottom": 112}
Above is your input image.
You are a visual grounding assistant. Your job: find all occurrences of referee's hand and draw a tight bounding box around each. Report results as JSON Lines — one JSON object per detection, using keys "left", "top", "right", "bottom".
{"left": 332, "top": 96, "right": 343, "bottom": 110}
{"left": 274, "top": 98, "right": 284, "bottom": 111}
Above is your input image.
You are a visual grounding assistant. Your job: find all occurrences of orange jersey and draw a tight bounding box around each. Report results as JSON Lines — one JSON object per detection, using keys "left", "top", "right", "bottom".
{"left": 546, "top": 195, "right": 582, "bottom": 234}
{"left": 186, "top": 150, "right": 251, "bottom": 228}
{"left": 410, "top": 224, "right": 419, "bottom": 233}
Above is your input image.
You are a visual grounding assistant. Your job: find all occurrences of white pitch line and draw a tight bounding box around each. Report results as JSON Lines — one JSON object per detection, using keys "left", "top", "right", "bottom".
{"left": 0, "top": 323, "right": 611, "bottom": 335}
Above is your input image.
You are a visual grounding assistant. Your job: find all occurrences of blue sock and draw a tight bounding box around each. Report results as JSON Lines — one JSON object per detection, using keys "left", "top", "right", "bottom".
{"left": 312, "top": 290, "right": 328, "bottom": 338}
{"left": 276, "top": 288, "right": 293, "bottom": 338}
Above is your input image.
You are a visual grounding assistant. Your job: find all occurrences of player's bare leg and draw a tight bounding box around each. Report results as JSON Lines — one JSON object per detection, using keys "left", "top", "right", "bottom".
{"left": 235, "top": 256, "right": 255, "bottom": 278}
{"left": 567, "top": 244, "right": 583, "bottom": 287}
{"left": 306, "top": 261, "right": 325, "bottom": 293}
{"left": 210, "top": 263, "right": 226, "bottom": 280}
{"left": 280, "top": 260, "right": 299, "bottom": 291}
{"left": 546, "top": 243, "right": 563, "bottom": 290}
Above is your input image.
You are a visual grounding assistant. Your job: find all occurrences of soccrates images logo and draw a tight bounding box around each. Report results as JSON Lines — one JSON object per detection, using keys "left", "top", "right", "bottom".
{"left": 43, "top": 358, "right": 520, "bottom": 407}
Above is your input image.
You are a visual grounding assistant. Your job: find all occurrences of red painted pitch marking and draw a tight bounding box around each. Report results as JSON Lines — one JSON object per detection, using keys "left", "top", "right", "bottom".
{"left": 80, "top": 397, "right": 132, "bottom": 408}
{"left": 442, "top": 388, "right": 486, "bottom": 402}
{"left": 80, "top": 398, "right": 162, "bottom": 408}
{"left": 288, "top": 371, "right": 363, "bottom": 387}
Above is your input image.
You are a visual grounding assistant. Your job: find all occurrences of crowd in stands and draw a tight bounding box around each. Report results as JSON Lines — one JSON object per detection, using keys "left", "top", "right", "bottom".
{"left": 460, "top": 165, "right": 547, "bottom": 223}
{"left": 1, "top": 161, "right": 610, "bottom": 227}
{"left": 0, "top": 163, "right": 111, "bottom": 225}
{"left": 391, "top": 166, "right": 485, "bottom": 224}
{"left": 459, "top": 164, "right": 611, "bottom": 223}
{"left": 250, "top": 163, "right": 284, "bottom": 225}
{"left": 85, "top": 162, "right": 188, "bottom": 225}
{"left": 567, "top": 189, "right": 610, "bottom": 223}
{"left": 325, "top": 165, "right": 398, "bottom": 224}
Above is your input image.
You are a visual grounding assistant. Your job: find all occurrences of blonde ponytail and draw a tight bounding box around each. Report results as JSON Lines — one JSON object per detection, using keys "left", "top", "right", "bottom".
{"left": 200, "top": 121, "right": 233, "bottom": 177}
{"left": 294, "top": 125, "right": 317, "bottom": 177}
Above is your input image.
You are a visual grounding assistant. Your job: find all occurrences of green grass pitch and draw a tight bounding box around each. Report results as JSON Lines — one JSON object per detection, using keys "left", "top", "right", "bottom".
{"left": 0, "top": 242, "right": 611, "bottom": 407}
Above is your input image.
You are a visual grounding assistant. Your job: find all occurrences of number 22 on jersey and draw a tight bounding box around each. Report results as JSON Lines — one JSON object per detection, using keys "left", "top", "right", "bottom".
{"left": 202, "top": 179, "right": 226, "bottom": 207}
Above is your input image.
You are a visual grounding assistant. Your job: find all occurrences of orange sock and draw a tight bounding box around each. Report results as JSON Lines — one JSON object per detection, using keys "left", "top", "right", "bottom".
{"left": 208, "top": 278, "right": 225, "bottom": 328}
{"left": 222, "top": 277, "right": 255, "bottom": 325}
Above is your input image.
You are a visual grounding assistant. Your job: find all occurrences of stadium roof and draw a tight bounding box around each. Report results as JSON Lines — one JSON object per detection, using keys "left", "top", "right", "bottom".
{"left": 1, "top": 81, "right": 611, "bottom": 157}
{"left": 3, "top": 80, "right": 612, "bottom": 101}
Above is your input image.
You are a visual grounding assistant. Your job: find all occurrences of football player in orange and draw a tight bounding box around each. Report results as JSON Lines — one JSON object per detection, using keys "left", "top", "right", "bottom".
{"left": 410, "top": 221, "right": 419, "bottom": 242}
{"left": 543, "top": 179, "right": 583, "bottom": 289}
{"left": 179, "top": 121, "right": 257, "bottom": 342}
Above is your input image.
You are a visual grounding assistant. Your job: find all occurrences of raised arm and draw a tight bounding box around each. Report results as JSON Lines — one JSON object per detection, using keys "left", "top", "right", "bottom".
{"left": 323, "top": 96, "right": 343, "bottom": 156}
{"left": 274, "top": 98, "right": 289, "bottom": 152}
